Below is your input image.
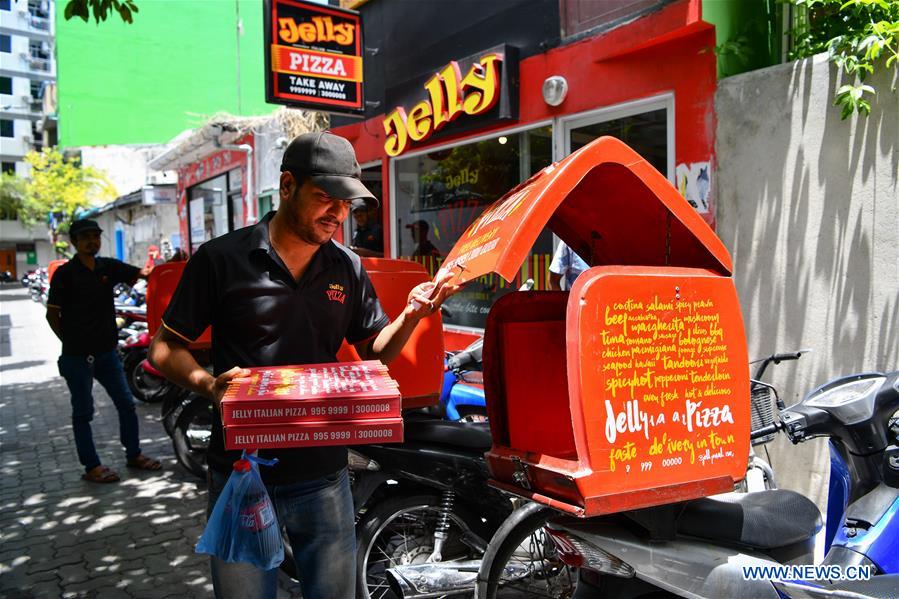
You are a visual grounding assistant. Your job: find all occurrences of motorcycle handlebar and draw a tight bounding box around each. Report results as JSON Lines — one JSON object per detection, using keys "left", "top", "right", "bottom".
{"left": 750, "top": 422, "right": 781, "bottom": 440}
{"left": 770, "top": 349, "right": 811, "bottom": 363}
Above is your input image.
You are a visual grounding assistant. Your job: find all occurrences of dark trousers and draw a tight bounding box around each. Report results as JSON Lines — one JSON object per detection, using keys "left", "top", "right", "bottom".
{"left": 58, "top": 350, "right": 141, "bottom": 471}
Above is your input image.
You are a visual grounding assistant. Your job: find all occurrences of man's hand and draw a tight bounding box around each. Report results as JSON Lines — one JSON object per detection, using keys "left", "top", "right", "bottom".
{"left": 138, "top": 264, "right": 153, "bottom": 279}
{"left": 404, "top": 271, "right": 461, "bottom": 321}
{"left": 208, "top": 366, "right": 251, "bottom": 410}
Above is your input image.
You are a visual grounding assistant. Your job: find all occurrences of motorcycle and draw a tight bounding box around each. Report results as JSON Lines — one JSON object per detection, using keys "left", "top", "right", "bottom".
{"left": 540, "top": 370, "right": 899, "bottom": 598}
{"left": 171, "top": 392, "right": 214, "bottom": 478}
{"left": 114, "top": 279, "right": 147, "bottom": 306}
{"left": 470, "top": 351, "right": 804, "bottom": 599}
{"left": 275, "top": 411, "right": 515, "bottom": 599}
{"left": 118, "top": 327, "right": 172, "bottom": 404}
{"left": 441, "top": 337, "right": 487, "bottom": 422}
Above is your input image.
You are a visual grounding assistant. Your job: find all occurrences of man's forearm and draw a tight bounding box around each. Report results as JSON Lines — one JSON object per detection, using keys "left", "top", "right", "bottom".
{"left": 148, "top": 330, "right": 215, "bottom": 399}
{"left": 46, "top": 310, "right": 63, "bottom": 341}
{"left": 366, "top": 313, "right": 420, "bottom": 364}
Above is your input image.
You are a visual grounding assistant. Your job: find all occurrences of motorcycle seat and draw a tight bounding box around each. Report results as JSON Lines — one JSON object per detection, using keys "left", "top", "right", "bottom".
{"left": 403, "top": 414, "right": 493, "bottom": 452}
{"left": 677, "top": 490, "right": 822, "bottom": 550}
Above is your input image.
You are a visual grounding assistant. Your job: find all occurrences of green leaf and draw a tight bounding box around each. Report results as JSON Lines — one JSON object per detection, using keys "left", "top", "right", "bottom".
{"left": 840, "top": 100, "right": 854, "bottom": 119}
{"left": 836, "top": 83, "right": 856, "bottom": 94}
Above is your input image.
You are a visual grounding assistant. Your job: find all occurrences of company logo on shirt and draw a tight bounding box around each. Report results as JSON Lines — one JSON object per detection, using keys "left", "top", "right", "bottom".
{"left": 326, "top": 283, "right": 346, "bottom": 304}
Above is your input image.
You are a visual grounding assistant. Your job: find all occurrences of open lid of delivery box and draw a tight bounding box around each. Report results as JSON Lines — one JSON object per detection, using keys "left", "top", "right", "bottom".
{"left": 438, "top": 136, "right": 732, "bottom": 285}
{"left": 442, "top": 136, "right": 750, "bottom": 516}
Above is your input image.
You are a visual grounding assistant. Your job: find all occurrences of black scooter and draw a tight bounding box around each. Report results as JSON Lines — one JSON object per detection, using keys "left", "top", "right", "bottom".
{"left": 349, "top": 412, "right": 512, "bottom": 599}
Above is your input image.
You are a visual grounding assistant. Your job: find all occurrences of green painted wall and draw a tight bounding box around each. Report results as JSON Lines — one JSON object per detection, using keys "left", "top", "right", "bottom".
{"left": 702, "top": 0, "right": 781, "bottom": 78}
{"left": 56, "top": 0, "right": 276, "bottom": 147}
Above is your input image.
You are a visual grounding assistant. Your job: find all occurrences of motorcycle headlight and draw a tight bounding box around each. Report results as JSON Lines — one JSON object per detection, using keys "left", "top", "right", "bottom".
{"left": 806, "top": 376, "right": 884, "bottom": 409}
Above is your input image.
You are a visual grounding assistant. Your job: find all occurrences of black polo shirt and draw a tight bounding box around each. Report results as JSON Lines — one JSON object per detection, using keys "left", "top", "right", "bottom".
{"left": 162, "top": 212, "right": 390, "bottom": 484}
{"left": 47, "top": 257, "right": 140, "bottom": 356}
{"left": 352, "top": 223, "right": 383, "bottom": 253}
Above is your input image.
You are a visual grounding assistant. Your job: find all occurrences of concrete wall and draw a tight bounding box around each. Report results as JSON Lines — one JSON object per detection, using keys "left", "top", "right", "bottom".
{"left": 90, "top": 204, "right": 180, "bottom": 266}
{"left": 715, "top": 53, "right": 899, "bottom": 507}
{"left": 0, "top": 218, "right": 54, "bottom": 274}
{"left": 78, "top": 145, "right": 175, "bottom": 199}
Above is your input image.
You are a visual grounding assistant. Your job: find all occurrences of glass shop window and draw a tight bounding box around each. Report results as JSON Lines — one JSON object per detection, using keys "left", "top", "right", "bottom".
{"left": 187, "top": 167, "right": 246, "bottom": 253}
{"left": 393, "top": 126, "right": 554, "bottom": 329}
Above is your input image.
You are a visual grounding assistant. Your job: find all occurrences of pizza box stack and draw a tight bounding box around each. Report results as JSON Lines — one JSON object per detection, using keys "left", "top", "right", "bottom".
{"left": 222, "top": 360, "right": 403, "bottom": 450}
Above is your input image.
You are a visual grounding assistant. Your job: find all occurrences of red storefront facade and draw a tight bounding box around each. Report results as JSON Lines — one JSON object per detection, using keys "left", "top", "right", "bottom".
{"left": 331, "top": 0, "right": 717, "bottom": 341}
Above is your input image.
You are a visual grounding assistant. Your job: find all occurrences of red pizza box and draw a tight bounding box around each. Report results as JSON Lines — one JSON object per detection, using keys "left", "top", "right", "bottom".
{"left": 221, "top": 394, "right": 402, "bottom": 426}
{"left": 224, "top": 361, "right": 399, "bottom": 402}
{"left": 224, "top": 418, "right": 404, "bottom": 450}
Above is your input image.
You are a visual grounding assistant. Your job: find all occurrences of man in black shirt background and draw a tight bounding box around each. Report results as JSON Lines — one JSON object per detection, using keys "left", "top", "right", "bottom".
{"left": 46, "top": 219, "right": 162, "bottom": 484}
{"left": 349, "top": 198, "right": 384, "bottom": 257}
{"left": 149, "top": 132, "right": 458, "bottom": 599}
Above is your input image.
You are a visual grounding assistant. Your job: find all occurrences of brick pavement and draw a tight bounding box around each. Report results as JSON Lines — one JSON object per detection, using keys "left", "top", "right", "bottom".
{"left": 0, "top": 285, "right": 302, "bottom": 598}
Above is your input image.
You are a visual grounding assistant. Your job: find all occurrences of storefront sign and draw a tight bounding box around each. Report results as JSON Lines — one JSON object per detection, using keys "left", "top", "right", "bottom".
{"left": 264, "top": 0, "right": 364, "bottom": 115}
{"left": 141, "top": 186, "right": 177, "bottom": 206}
{"left": 383, "top": 45, "right": 519, "bottom": 157}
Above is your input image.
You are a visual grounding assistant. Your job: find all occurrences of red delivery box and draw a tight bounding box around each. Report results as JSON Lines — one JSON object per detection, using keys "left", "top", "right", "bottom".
{"left": 437, "top": 137, "right": 750, "bottom": 517}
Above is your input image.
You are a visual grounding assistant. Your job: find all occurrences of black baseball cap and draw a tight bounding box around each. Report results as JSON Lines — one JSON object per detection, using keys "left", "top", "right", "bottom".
{"left": 350, "top": 198, "right": 370, "bottom": 213}
{"left": 405, "top": 220, "right": 429, "bottom": 232}
{"left": 69, "top": 219, "right": 103, "bottom": 238}
{"left": 280, "top": 132, "right": 378, "bottom": 206}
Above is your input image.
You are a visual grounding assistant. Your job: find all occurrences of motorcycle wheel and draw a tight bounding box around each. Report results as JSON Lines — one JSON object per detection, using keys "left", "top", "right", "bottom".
{"left": 478, "top": 502, "right": 576, "bottom": 599}
{"left": 123, "top": 350, "right": 165, "bottom": 403}
{"left": 356, "top": 494, "right": 487, "bottom": 599}
{"left": 171, "top": 395, "right": 212, "bottom": 479}
{"left": 160, "top": 386, "right": 191, "bottom": 436}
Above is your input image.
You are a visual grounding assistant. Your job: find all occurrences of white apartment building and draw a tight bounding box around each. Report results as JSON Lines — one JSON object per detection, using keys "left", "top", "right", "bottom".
{"left": 0, "top": 0, "right": 56, "bottom": 277}
{"left": 0, "top": 0, "right": 56, "bottom": 177}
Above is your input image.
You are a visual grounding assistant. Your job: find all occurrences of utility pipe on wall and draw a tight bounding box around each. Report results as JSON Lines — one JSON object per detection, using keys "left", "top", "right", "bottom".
{"left": 216, "top": 140, "right": 255, "bottom": 225}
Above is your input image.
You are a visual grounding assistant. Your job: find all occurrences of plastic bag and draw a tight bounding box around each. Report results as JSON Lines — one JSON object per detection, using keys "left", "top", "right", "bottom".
{"left": 196, "top": 453, "right": 284, "bottom": 570}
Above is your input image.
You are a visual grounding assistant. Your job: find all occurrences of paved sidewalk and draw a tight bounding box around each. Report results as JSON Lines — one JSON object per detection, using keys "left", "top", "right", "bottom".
{"left": 0, "top": 285, "right": 301, "bottom": 598}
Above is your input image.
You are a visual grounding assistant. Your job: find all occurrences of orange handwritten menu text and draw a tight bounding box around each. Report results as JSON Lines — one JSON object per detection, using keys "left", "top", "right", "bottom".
{"left": 575, "top": 271, "right": 749, "bottom": 491}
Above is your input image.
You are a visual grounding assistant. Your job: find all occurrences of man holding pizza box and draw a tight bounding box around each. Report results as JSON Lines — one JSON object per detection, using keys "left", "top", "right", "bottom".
{"left": 149, "top": 131, "right": 458, "bottom": 599}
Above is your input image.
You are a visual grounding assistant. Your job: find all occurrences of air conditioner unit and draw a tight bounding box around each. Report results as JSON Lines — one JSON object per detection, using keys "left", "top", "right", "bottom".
{"left": 22, "top": 135, "right": 33, "bottom": 144}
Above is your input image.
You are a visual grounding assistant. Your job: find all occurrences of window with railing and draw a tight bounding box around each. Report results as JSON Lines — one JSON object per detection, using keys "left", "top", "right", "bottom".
{"left": 28, "top": 0, "right": 50, "bottom": 19}
{"left": 29, "top": 40, "right": 50, "bottom": 60}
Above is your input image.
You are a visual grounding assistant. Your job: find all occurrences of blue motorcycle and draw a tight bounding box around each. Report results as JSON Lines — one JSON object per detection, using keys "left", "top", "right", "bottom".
{"left": 441, "top": 337, "right": 487, "bottom": 422}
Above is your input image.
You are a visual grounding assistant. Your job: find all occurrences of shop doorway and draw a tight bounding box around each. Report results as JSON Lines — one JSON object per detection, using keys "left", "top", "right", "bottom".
{"left": 346, "top": 163, "right": 384, "bottom": 257}
{"left": 0, "top": 249, "right": 15, "bottom": 278}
